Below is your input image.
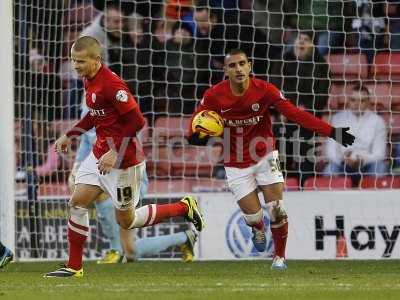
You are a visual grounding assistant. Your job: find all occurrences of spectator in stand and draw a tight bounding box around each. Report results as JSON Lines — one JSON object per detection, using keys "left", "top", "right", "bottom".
{"left": 81, "top": 1, "right": 125, "bottom": 64}
{"left": 252, "top": 0, "right": 295, "bottom": 51}
{"left": 271, "top": 31, "right": 330, "bottom": 114}
{"left": 193, "top": 1, "right": 274, "bottom": 83}
{"left": 25, "top": 46, "right": 62, "bottom": 173}
{"left": 81, "top": 0, "right": 138, "bottom": 85}
{"left": 120, "top": 12, "right": 146, "bottom": 98}
{"left": 324, "top": 84, "right": 387, "bottom": 186}
{"left": 349, "top": 0, "right": 386, "bottom": 62}
{"left": 80, "top": 1, "right": 163, "bottom": 121}
{"left": 152, "top": 1, "right": 192, "bottom": 44}
{"left": 166, "top": 22, "right": 209, "bottom": 115}
{"left": 125, "top": 12, "right": 170, "bottom": 123}
{"left": 165, "top": 0, "right": 193, "bottom": 24}
{"left": 192, "top": 3, "right": 225, "bottom": 82}
{"left": 383, "top": 0, "right": 400, "bottom": 51}
{"left": 271, "top": 31, "right": 330, "bottom": 185}
{"left": 294, "top": 0, "right": 354, "bottom": 56}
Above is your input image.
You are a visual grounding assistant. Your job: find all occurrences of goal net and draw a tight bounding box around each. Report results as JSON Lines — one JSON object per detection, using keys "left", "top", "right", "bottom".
{"left": 9, "top": 0, "right": 400, "bottom": 260}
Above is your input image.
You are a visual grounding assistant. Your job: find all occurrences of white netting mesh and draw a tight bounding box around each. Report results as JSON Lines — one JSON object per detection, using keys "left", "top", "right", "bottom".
{"left": 12, "top": 0, "right": 400, "bottom": 259}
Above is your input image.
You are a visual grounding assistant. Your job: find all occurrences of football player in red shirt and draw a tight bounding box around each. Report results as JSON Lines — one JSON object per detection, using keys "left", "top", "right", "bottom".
{"left": 188, "top": 49, "right": 355, "bottom": 270}
{"left": 45, "top": 36, "right": 204, "bottom": 278}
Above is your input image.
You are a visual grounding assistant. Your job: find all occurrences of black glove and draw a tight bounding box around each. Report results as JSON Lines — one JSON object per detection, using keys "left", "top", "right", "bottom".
{"left": 187, "top": 132, "right": 209, "bottom": 146}
{"left": 329, "top": 127, "right": 355, "bottom": 147}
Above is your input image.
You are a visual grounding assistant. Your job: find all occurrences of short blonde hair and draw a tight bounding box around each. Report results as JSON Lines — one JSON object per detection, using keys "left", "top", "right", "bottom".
{"left": 71, "top": 36, "right": 102, "bottom": 58}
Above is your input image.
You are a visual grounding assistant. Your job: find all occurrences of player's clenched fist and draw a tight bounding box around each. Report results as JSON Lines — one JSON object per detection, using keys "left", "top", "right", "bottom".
{"left": 55, "top": 134, "right": 71, "bottom": 154}
{"left": 97, "top": 149, "right": 118, "bottom": 175}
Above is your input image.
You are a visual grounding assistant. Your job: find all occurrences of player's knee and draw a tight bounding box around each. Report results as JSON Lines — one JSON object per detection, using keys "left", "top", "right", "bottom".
{"left": 69, "top": 204, "right": 88, "bottom": 216}
{"left": 70, "top": 193, "right": 90, "bottom": 209}
{"left": 68, "top": 204, "right": 89, "bottom": 228}
{"left": 116, "top": 213, "right": 136, "bottom": 230}
{"left": 266, "top": 199, "right": 288, "bottom": 224}
{"left": 119, "top": 219, "right": 133, "bottom": 230}
{"left": 243, "top": 208, "right": 263, "bottom": 226}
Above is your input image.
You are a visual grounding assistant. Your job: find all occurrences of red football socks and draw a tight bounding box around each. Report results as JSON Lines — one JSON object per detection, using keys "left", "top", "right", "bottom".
{"left": 67, "top": 219, "right": 88, "bottom": 270}
{"left": 271, "top": 221, "right": 288, "bottom": 258}
{"left": 144, "top": 202, "right": 188, "bottom": 226}
{"left": 252, "top": 220, "right": 265, "bottom": 231}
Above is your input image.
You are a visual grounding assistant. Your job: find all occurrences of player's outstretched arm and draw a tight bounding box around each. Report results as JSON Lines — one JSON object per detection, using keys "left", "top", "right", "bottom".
{"left": 273, "top": 98, "right": 355, "bottom": 147}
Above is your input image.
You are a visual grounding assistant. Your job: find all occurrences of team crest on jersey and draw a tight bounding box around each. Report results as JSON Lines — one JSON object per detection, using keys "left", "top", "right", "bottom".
{"left": 251, "top": 103, "right": 260, "bottom": 111}
{"left": 116, "top": 90, "right": 128, "bottom": 102}
{"left": 91, "top": 93, "right": 96, "bottom": 103}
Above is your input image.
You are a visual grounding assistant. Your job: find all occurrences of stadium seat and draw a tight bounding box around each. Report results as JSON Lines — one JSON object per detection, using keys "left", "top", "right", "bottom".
{"left": 284, "top": 177, "right": 300, "bottom": 191}
{"left": 138, "top": 118, "right": 150, "bottom": 144}
{"left": 380, "top": 112, "right": 400, "bottom": 136}
{"left": 145, "top": 117, "right": 189, "bottom": 177}
{"left": 390, "top": 84, "right": 400, "bottom": 111}
{"left": 147, "top": 179, "right": 227, "bottom": 194}
{"left": 365, "top": 83, "right": 392, "bottom": 112}
{"left": 327, "top": 83, "right": 361, "bottom": 111}
{"left": 38, "top": 183, "right": 70, "bottom": 197}
{"left": 359, "top": 176, "right": 400, "bottom": 189}
{"left": 158, "top": 145, "right": 222, "bottom": 177}
{"left": 147, "top": 179, "right": 193, "bottom": 194}
{"left": 303, "top": 176, "right": 353, "bottom": 190}
{"left": 372, "top": 52, "right": 400, "bottom": 81}
{"left": 153, "top": 117, "right": 190, "bottom": 141}
{"left": 151, "top": 117, "right": 222, "bottom": 177}
{"left": 325, "top": 53, "right": 368, "bottom": 80}
{"left": 138, "top": 118, "right": 153, "bottom": 159}
{"left": 328, "top": 82, "right": 399, "bottom": 112}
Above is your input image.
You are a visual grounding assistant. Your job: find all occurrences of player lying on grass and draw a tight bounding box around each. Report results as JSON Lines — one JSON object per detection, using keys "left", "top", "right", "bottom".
{"left": 45, "top": 36, "right": 204, "bottom": 278}
{"left": 69, "top": 123, "right": 197, "bottom": 263}
{"left": 188, "top": 49, "right": 355, "bottom": 270}
{"left": 0, "top": 241, "right": 13, "bottom": 269}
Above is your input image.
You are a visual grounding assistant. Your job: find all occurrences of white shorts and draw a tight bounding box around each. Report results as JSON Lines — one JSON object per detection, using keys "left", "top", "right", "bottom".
{"left": 75, "top": 152, "right": 146, "bottom": 210}
{"left": 225, "top": 150, "right": 284, "bottom": 202}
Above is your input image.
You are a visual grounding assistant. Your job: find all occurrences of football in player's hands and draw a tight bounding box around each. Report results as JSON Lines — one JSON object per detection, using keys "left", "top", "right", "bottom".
{"left": 330, "top": 127, "right": 355, "bottom": 147}
{"left": 192, "top": 110, "right": 224, "bottom": 137}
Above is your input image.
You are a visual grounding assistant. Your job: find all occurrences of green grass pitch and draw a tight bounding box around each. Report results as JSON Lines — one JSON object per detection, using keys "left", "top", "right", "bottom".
{"left": 1, "top": 261, "right": 400, "bottom": 300}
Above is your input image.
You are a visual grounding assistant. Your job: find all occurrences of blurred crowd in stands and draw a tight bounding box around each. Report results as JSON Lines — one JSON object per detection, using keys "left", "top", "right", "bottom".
{"left": 13, "top": 0, "right": 400, "bottom": 192}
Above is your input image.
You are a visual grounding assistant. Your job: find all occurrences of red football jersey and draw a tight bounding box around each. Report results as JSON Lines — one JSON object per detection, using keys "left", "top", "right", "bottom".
{"left": 84, "top": 65, "right": 145, "bottom": 168}
{"left": 190, "top": 77, "right": 332, "bottom": 168}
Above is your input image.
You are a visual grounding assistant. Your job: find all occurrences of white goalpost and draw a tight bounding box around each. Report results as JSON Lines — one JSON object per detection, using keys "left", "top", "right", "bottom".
{"left": 0, "top": 0, "right": 15, "bottom": 253}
